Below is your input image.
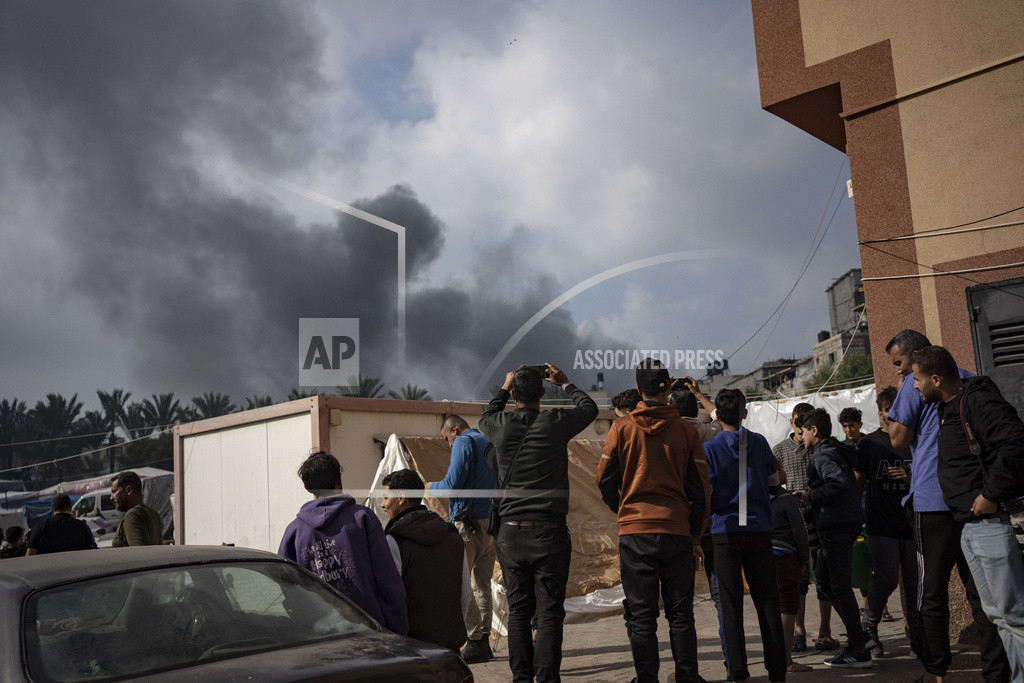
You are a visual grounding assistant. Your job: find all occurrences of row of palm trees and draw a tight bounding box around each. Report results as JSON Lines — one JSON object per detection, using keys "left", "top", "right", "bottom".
{"left": 0, "top": 378, "right": 432, "bottom": 490}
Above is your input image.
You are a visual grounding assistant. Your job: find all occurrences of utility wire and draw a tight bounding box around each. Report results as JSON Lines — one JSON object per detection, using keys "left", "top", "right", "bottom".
{"left": 859, "top": 241, "right": 1024, "bottom": 302}
{"left": 716, "top": 156, "right": 851, "bottom": 378}
{"left": 0, "top": 423, "right": 178, "bottom": 449}
{"left": 0, "top": 426, "right": 174, "bottom": 476}
{"left": 859, "top": 204, "right": 1024, "bottom": 244}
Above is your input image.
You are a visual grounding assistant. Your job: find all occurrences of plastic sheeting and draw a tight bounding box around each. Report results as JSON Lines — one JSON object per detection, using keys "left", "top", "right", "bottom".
{"left": 366, "top": 434, "right": 622, "bottom": 635}
{"left": 742, "top": 383, "right": 879, "bottom": 447}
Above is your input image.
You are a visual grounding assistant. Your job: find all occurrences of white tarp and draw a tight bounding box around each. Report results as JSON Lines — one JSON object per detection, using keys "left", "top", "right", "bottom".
{"left": 742, "top": 383, "right": 879, "bottom": 446}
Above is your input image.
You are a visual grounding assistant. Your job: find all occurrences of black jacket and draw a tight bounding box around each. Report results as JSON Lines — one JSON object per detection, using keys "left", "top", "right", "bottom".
{"left": 938, "top": 376, "right": 1024, "bottom": 523}
{"left": 479, "top": 384, "right": 598, "bottom": 523}
{"left": 385, "top": 506, "right": 467, "bottom": 652}
{"left": 806, "top": 437, "right": 863, "bottom": 533}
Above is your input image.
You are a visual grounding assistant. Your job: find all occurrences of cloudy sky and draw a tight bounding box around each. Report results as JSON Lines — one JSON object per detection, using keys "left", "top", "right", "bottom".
{"left": 0, "top": 1, "right": 859, "bottom": 408}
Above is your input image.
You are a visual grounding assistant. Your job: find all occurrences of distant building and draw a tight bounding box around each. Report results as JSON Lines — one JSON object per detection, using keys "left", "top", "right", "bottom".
{"left": 812, "top": 268, "right": 871, "bottom": 372}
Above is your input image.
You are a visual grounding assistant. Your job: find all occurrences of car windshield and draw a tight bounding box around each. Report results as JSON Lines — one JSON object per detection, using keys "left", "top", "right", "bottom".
{"left": 25, "top": 560, "right": 378, "bottom": 682}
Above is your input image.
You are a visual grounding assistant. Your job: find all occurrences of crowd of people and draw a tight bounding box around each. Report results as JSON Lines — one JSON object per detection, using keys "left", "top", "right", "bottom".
{"left": 274, "top": 339, "right": 1024, "bottom": 683}
{"left": 12, "top": 336, "right": 1018, "bottom": 683}
{"left": 0, "top": 470, "right": 165, "bottom": 560}
{"left": 278, "top": 332, "right": 1023, "bottom": 683}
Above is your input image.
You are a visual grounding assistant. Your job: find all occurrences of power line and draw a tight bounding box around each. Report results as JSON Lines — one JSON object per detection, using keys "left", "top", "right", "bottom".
{"left": 859, "top": 205, "right": 1024, "bottom": 244}
{"left": 0, "top": 426, "right": 173, "bottom": 476}
{"left": 858, "top": 218, "right": 1024, "bottom": 244}
{"left": 859, "top": 241, "right": 1024, "bottom": 301}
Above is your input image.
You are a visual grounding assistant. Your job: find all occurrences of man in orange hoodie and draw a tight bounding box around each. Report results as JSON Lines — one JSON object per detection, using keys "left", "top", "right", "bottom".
{"left": 597, "top": 358, "right": 711, "bottom": 683}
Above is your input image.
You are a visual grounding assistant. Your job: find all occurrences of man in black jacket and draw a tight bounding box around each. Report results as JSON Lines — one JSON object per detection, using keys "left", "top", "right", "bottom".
{"left": 381, "top": 468, "right": 468, "bottom": 653}
{"left": 913, "top": 345, "right": 1024, "bottom": 679}
{"left": 479, "top": 363, "right": 597, "bottom": 683}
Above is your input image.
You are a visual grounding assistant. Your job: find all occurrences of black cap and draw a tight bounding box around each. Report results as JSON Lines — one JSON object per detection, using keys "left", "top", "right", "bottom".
{"left": 635, "top": 358, "right": 670, "bottom": 394}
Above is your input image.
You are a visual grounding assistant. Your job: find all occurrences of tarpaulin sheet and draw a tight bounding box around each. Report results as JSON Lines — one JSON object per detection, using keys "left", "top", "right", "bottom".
{"left": 743, "top": 384, "right": 879, "bottom": 447}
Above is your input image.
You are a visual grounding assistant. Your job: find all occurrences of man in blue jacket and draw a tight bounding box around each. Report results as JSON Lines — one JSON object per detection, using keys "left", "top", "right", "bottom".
{"left": 798, "top": 408, "right": 870, "bottom": 668}
{"left": 278, "top": 451, "right": 409, "bottom": 635}
{"left": 428, "top": 414, "right": 498, "bottom": 663}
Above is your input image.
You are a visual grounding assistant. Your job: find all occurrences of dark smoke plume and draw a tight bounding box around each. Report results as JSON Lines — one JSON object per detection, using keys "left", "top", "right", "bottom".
{"left": 0, "top": 1, "right": 631, "bottom": 401}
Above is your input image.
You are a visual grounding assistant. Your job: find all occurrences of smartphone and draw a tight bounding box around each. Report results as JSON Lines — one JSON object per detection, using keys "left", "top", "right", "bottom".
{"left": 529, "top": 365, "right": 549, "bottom": 377}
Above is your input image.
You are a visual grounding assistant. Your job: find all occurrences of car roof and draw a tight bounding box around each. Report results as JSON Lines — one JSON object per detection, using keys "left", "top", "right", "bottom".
{"left": 0, "top": 545, "right": 285, "bottom": 592}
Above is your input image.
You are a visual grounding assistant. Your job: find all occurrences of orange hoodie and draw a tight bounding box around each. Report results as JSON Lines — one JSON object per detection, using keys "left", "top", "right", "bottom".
{"left": 596, "top": 401, "right": 711, "bottom": 544}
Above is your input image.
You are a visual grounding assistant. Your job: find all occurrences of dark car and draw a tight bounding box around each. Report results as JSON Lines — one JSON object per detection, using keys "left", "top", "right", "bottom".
{"left": 0, "top": 545, "right": 474, "bottom": 682}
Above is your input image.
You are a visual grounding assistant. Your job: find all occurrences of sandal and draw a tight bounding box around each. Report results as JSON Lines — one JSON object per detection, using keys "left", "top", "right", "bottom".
{"left": 881, "top": 609, "right": 896, "bottom": 622}
{"left": 792, "top": 633, "right": 807, "bottom": 652}
{"left": 814, "top": 636, "right": 840, "bottom": 650}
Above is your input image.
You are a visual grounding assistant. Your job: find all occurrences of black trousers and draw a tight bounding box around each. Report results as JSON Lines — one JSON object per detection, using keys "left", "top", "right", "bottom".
{"left": 814, "top": 528, "right": 865, "bottom": 649}
{"left": 712, "top": 532, "right": 788, "bottom": 681}
{"left": 917, "top": 510, "right": 1011, "bottom": 681}
{"left": 620, "top": 533, "right": 699, "bottom": 683}
{"left": 495, "top": 523, "right": 572, "bottom": 683}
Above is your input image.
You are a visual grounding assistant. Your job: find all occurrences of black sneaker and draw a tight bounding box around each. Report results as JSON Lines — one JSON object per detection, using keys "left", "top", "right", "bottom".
{"left": 824, "top": 645, "right": 872, "bottom": 668}
{"left": 461, "top": 638, "right": 492, "bottom": 664}
{"left": 864, "top": 625, "right": 884, "bottom": 656}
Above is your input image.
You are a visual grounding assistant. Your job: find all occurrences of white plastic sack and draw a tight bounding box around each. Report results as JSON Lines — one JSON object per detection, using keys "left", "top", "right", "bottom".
{"left": 364, "top": 433, "right": 411, "bottom": 527}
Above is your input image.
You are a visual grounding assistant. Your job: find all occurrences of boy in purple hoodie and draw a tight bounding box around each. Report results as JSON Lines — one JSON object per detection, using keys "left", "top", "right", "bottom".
{"left": 278, "top": 451, "right": 409, "bottom": 635}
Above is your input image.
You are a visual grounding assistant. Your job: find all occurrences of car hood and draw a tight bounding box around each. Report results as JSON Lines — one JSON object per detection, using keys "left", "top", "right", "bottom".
{"left": 135, "top": 631, "right": 467, "bottom": 682}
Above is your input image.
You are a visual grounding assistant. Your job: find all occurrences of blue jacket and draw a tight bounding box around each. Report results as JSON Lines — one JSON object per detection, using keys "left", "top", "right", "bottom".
{"left": 278, "top": 493, "right": 409, "bottom": 635}
{"left": 430, "top": 428, "right": 497, "bottom": 520}
{"left": 704, "top": 428, "right": 777, "bottom": 534}
{"left": 806, "top": 438, "right": 862, "bottom": 533}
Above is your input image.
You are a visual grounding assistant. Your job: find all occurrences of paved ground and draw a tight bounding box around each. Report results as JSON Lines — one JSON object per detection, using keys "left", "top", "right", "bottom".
{"left": 466, "top": 594, "right": 984, "bottom": 682}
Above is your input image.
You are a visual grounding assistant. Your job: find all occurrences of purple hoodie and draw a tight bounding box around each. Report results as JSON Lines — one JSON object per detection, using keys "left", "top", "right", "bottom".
{"left": 278, "top": 493, "right": 408, "bottom": 635}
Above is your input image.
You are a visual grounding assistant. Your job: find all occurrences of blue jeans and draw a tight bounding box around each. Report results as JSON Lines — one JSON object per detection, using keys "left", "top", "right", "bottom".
{"left": 962, "top": 518, "right": 1024, "bottom": 683}
{"left": 495, "top": 523, "right": 572, "bottom": 683}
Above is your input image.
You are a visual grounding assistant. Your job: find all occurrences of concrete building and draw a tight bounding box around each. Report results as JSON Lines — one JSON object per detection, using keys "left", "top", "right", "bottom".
{"left": 751, "top": 1, "right": 1024, "bottom": 399}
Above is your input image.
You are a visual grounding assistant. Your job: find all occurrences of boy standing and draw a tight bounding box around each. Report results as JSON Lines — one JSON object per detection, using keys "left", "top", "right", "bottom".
{"left": 704, "top": 388, "right": 787, "bottom": 683}
{"left": 797, "top": 408, "right": 871, "bottom": 668}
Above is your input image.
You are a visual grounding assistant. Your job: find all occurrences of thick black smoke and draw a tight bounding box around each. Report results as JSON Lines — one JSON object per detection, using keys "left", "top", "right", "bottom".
{"left": 0, "top": 2, "right": 631, "bottom": 401}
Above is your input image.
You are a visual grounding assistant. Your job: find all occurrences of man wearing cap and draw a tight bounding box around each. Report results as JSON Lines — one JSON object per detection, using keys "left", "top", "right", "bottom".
{"left": 479, "top": 363, "right": 597, "bottom": 683}
{"left": 597, "top": 358, "right": 711, "bottom": 683}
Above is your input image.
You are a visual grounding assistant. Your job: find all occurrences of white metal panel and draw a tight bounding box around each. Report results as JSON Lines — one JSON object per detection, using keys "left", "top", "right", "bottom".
{"left": 181, "top": 431, "right": 224, "bottom": 546}
{"left": 267, "top": 414, "right": 314, "bottom": 551}
{"left": 219, "top": 423, "right": 271, "bottom": 550}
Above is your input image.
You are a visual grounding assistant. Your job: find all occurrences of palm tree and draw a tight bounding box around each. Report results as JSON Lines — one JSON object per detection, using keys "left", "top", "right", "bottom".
{"left": 337, "top": 375, "right": 385, "bottom": 399}
{"left": 97, "top": 389, "right": 132, "bottom": 445}
{"left": 244, "top": 395, "right": 275, "bottom": 410}
{"left": 141, "top": 393, "right": 182, "bottom": 430}
{"left": 387, "top": 384, "right": 432, "bottom": 401}
{"left": 75, "top": 410, "right": 113, "bottom": 475}
{"left": 191, "top": 392, "right": 237, "bottom": 419}
{"left": 287, "top": 388, "right": 314, "bottom": 401}
{"left": 27, "top": 393, "right": 84, "bottom": 485}
{"left": 121, "top": 402, "right": 155, "bottom": 440}
{"left": 0, "top": 398, "right": 28, "bottom": 471}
